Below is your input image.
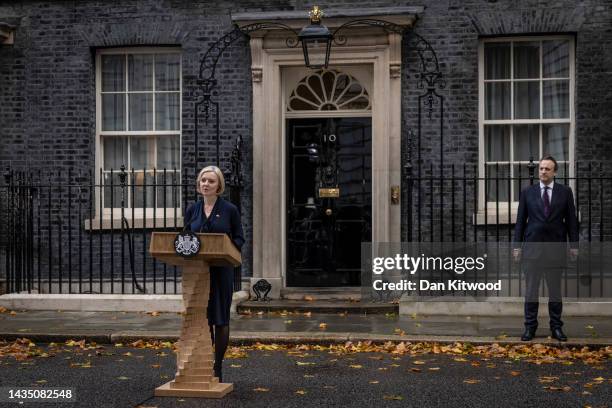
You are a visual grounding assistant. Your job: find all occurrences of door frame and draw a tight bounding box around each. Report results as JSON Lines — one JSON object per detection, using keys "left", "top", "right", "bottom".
{"left": 248, "top": 31, "right": 404, "bottom": 297}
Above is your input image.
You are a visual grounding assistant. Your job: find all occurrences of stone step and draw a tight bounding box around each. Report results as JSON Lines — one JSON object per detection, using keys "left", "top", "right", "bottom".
{"left": 238, "top": 299, "right": 397, "bottom": 314}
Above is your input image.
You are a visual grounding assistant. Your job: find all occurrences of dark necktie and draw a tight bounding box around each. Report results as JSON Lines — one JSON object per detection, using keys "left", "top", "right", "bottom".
{"left": 543, "top": 186, "right": 551, "bottom": 218}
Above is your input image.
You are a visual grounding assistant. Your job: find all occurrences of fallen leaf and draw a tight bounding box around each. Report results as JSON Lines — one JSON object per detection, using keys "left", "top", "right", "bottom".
{"left": 296, "top": 361, "right": 315, "bottom": 366}
{"left": 295, "top": 389, "right": 306, "bottom": 395}
{"left": 150, "top": 364, "right": 161, "bottom": 368}
{"left": 230, "top": 364, "right": 242, "bottom": 368}
{"left": 543, "top": 386, "right": 571, "bottom": 392}
{"left": 303, "top": 312, "right": 312, "bottom": 317}
{"left": 383, "top": 395, "right": 403, "bottom": 400}
{"left": 428, "top": 367, "right": 440, "bottom": 371}
{"left": 304, "top": 296, "right": 314, "bottom": 301}
{"left": 349, "top": 364, "right": 363, "bottom": 369}
{"left": 303, "top": 374, "right": 314, "bottom": 378}
{"left": 117, "top": 376, "right": 130, "bottom": 380}
{"left": 369, "top": 380, "right": 379, "bottom": 384}
{"left": 413, "top": 361, "right": 426, "bottom": 365}
{"left": 319, "top": 323, "right": 327, "bottom": 329}
{"left": 510, "top": 371, "right": 521, "bottom": 376}
{"left": 253, "top": 387, "right": 269, "bottom": 392}
{"left": 409, "top": 368, "right": 422, "bottom": 373}
{"left": 463, "top": 379, "right": 481, "bottom": 384}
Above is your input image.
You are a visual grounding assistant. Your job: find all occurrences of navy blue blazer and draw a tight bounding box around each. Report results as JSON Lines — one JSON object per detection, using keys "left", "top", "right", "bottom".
{"left": 513, "top": 182, "right": 579, "bottom": 259}
{"left": 184, "top": 198, "right": 245, "bottom": 251}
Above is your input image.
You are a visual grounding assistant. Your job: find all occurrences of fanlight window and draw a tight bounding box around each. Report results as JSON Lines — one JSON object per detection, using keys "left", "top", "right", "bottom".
{"left": 287, "top": 70, "right": 371, "bottom": 111}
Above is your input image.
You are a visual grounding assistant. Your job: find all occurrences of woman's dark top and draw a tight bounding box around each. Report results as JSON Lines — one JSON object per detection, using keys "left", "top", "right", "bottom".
{"left": 184, "top": 197, "right": 244, "bottom": 326}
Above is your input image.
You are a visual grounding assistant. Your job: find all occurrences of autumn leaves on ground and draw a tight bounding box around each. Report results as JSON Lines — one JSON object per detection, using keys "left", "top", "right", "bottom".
{"left": 0, "top": 337, "right": 610, "bottom": 406}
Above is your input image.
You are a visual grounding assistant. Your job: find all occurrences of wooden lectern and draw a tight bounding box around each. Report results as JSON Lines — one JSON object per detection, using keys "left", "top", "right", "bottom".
{"left": 149, "top": 232, "right": 241, "bottom": 398}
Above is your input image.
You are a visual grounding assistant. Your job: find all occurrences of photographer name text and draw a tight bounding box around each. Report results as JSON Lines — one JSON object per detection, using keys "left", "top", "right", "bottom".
{"left": 372, "top": 279, "right": 502, "bottom": 291}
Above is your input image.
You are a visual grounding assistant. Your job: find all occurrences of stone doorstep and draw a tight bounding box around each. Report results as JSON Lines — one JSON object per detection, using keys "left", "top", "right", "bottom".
{"left": 0, "top": 291, "right": 249, "bottom": 313}
{"left": 238, "top": 299, "right": 398, "bottom": 314}
{"left": 400, "top": 296, "right": 612, "bottom": 317}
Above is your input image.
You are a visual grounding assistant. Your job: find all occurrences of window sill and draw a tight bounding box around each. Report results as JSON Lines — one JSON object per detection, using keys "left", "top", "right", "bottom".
{"left": 473, "top": 210, "right": 518, "bottom": 226}
{"left": 473, "top": 210, "right": 582, "bottom": 225}
{"left": 84, "top": 217, "right": 184, "bottom": 231}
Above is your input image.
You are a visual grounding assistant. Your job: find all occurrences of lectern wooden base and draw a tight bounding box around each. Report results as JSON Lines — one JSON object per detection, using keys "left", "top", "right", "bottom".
{"left": 155, "top": 380, "right": 233, "bottom": 398}
{"left": 149, "top": 233, "right": 242, "bottom": 400}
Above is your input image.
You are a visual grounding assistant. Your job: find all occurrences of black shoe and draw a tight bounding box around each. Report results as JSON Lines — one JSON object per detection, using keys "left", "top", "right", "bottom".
{"left": 521, "top": 328, "right": 536, "bottom": 341}
{"left": 551, "top": 328, "right": 567, "bottom": 342}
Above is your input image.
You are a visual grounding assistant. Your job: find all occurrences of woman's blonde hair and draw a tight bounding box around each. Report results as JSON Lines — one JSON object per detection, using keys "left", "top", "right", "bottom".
{"left": 196, "top": 166, "right": 225, "bottom": 195}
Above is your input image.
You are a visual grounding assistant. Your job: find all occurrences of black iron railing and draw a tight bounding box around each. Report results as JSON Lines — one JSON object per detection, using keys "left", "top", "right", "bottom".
{"left": 0, "top": 167, "right": 243, "bottom": 295}
{"left": 2, "top": 160, "right": 610, "bottom": 297}
{"left": 401, "top": 160, "right": 611, "bottom": 299}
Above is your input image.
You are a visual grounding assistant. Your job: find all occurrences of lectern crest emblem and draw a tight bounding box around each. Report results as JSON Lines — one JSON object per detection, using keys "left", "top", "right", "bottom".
{"left": 174, "top": 231, "right": 201, "bottom": 257}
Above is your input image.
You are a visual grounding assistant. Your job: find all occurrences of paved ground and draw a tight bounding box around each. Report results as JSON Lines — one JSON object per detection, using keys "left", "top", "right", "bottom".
{"left": 0, "top": 343, "right": 609, "bottom": 408}
{"left": 1, "top": 309, "right": 611, "bottom": 346}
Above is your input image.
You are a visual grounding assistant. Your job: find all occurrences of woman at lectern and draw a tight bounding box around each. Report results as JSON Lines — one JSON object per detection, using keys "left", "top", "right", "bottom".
{"left": 184, "top": 165, "right": 244, "bottom": 382}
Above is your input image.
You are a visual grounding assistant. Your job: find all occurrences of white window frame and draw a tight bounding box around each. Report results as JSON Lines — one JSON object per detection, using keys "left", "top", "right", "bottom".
{"left": 477, "top": 35, "right": 575, "bottom": 224}
{"left": 92, "top": 47, "right": 183, "bottom": 228}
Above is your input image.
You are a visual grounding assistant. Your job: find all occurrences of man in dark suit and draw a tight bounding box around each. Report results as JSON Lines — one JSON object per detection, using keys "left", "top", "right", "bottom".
{"left": 513, "top": 155, "right": 579, "bottom": 342}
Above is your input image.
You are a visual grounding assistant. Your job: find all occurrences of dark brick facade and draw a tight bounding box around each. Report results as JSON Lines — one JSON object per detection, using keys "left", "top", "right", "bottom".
{"left": 1, "top": 1, "right": 611, "bottom": 289}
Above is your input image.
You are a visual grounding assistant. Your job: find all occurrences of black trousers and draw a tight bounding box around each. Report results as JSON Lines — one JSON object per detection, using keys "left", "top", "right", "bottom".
{"left": 523, "top": 261, "right": 563, "bottom": 330}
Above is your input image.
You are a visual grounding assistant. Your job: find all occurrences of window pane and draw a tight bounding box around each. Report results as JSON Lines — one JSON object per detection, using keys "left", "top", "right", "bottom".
{"left": 103, "top": 172, "right": 123, "bottom": 208}
{"left": 513, "top": 164, "right": 536, "bottom": 201}
{"left": 543, "top": 80, "right": 569, "bottom": 119}
{"left": 156, "top": 172, "right": 180, "bottom": 208}
{"left": 128, "top": 94, "right": 153, "bottom": 131}
{"left": 484, "top": 43, "right": 511, "bottom": 80}
{"left": 133, "top": 171, "right": 155, "bottom": 208}
{"left": 155, "top": 54, "right": 181, "bottom": 91}
{"left": 485, "top": 125, "right": 510, "bottom": 162}
{"left": 155, "top": 93, "right": 180, "bottom": 130}
{"left": 513, "top": 125, "right": 539, "bottom": 161}
{"left": 554, "top": 162, "right": 568, "bottom": 183}
{"left": 543, "top": 124, "right": 569, "bottom": 160}
{"left": 543, "top": 40, "right": 569, "bottom": 78}
{"left": 103, "top": 137, "right": 127, "bottom": 170}
{"left": 130, "top": 136, "right": 155, "bottom": 170}
{"left": 514, "top": 81, "right": 540, "bottom": 119}
{"left": 102, "top": 94, "right": 125, "bottom": 131}
{"left": 486, "top": 164, "right": 510, "bottom": 202}
{"left": 157, "top": 135, "right": 180, "bottom": 169}
{"left": 128, "top": 54, "right": 153, "bottom": 91}
{"left": 485, "top": 82, "right": 510, "bottom": 119}
{"left": 513, "top": 41, "right": 540, "bottom": 79}
{"left": 101, "top": 55, "right": 125, "bottom": 92}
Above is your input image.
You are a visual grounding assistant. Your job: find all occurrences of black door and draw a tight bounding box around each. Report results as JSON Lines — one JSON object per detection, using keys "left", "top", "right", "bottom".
{"left": 286, "top": 117, "right": 372, "bottom": 287}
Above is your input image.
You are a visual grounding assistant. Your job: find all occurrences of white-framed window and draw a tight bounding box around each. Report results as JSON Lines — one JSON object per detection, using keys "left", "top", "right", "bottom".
{"left": 478, "top": 36, "right": 575, "bottom": 211}
{"left": 95, "top": 48, "right": 182, "bottom": 218}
